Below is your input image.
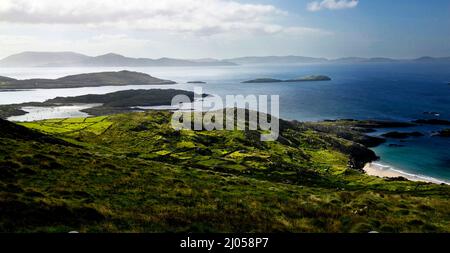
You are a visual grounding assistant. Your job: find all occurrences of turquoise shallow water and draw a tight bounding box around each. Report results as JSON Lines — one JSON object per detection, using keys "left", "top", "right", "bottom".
{"left": 0, "top": 62, "right": 449, "bottom": 181}
{"left": 370, "top": 125, "right": 450, "bottom": 182}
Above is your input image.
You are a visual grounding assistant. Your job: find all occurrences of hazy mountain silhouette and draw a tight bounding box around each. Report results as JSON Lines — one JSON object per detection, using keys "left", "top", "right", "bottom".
{"left": 1, "top": 51, "right": 449, "bottom": 67}
{"left": 0, "top": 52, "right": 237, "bottom": 67}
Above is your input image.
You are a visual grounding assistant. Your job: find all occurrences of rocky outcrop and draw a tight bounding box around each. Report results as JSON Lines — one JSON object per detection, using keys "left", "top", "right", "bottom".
{"left": 437, "top": 129, "right": 450, "bottom": 137}
{"left": 381, "top": 131, "right": 424, "bottom": 139}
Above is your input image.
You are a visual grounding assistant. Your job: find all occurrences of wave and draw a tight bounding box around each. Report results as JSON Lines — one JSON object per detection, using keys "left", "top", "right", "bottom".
{"left": 370, "top": 162, "right": 450, "bottom": 185}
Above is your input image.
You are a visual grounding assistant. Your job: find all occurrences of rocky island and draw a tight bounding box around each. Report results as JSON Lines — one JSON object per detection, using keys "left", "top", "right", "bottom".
{"left": 437, "top": 129, "right": 450, "bottom": 137}
{"left": 284, "top": 75, "right": 332, "bottom": 82}
{"left": 242, "top": 75, "right": 331, "bottom": 83}
{"left": 187, "top": 81, "right": 207, "bottom": 84}
{"left": 413, "top": 119, "right": 450, "bottom": 125}
{"left": 0, "top": 70, "right": 176, "bottom": 90}
{"left": 381, "top": 131, "right": 424, "bottom": 139}
{"left": 242, "top": 78, "right": 284, "bottom": 83}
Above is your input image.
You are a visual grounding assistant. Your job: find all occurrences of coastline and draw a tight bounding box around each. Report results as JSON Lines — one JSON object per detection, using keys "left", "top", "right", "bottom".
{"left": 363, "top": 162, "right": 450, "bottom": 185}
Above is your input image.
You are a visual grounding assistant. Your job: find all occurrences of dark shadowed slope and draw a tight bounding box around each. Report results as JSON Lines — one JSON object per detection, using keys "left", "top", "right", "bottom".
{"left": 0, "top": 89, "right": 200, "bottom": 118}
{"left": 47, "top": 89, "right": 199, "bottom": 116}
{"left": 46, "top": 89, "right": 196, "bottom": 107}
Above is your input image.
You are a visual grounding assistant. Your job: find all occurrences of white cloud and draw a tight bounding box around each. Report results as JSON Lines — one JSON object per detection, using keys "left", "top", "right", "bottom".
{"left": 307, "top": 0, "right": 359, "bottom": 12}
{"left": 0, "top": 0, "right": 326, "bottom": 36}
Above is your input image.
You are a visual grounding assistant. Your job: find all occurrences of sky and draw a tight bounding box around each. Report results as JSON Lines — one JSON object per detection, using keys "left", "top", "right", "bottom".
{"left": 0, "top": 0, "right": 449, "bottom": 59}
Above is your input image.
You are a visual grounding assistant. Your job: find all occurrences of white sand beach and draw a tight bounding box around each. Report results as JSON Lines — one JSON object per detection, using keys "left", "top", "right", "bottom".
{"left": 363, "top": 162, "right": 450, "bottom": 185}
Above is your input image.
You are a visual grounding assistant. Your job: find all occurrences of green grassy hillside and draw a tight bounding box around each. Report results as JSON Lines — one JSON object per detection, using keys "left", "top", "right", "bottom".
{"left": 1, "top": 111, "right": 449, "bottom": 232}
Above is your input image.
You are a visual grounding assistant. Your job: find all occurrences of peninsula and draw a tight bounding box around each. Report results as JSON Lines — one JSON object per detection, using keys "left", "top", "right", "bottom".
{"left": 0, "top": 89, "right": 199, "bottom": 118}
{"left": 0, "top": 70, "right": 176, "bottom": 89}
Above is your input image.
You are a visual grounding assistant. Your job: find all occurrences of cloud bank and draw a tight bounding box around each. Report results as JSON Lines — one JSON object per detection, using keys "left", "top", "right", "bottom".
{"left": 307, "top": 0, "right": 359, "bottom": 12}
{"left": 0, "top": 0, "right": 325, "bottom": 36}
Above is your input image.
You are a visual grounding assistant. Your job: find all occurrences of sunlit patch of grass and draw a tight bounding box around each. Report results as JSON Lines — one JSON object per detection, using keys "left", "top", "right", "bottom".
{"left": 309, "top": 150, "right": 349, "bottom": 175}
{"left": 20, "top": 116, "right": 113, "bottom": 136}
{"left": 62, "top": 117, "right": 86, "bottom": 123}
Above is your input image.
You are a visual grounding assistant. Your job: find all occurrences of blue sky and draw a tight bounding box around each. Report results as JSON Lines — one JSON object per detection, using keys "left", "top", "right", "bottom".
{"left": 0, "top": 0, "right": 449, "bottom": 59}
{"left": 245, "top": 0, "right": 450, "bottom": 58}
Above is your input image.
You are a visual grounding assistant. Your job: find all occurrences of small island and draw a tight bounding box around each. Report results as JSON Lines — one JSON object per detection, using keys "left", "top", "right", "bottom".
{"left": 0, "top": 70, "right": 176, "bottom": 90}
{"left": 389, "top": 144, "right": 405, "bottom": 147}
{"left": 242, "top": 78, "right": 284, "bottom": 83}
{"left": 413, "top": 119, "right": 450, "bottom": 125}
{"left": 187, "top": 81, "right": 207, "bottom": 84}
{"left": 381, "top": 131, "right": 424, "bottom": 139}
{"left": 423, "top": 111, "right": 440, "bottom": 117}
{"left": 437, "top": 129, "right": 450, "bottom": 137}
{"left": 284, "top": 75, "right": 332, "bottom": 82}
{"left": 242, "top": 75, "right": 331, "bottom": 83}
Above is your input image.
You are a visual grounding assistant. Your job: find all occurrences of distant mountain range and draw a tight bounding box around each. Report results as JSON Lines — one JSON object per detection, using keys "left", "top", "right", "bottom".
{"left": 0, "top": 52, "right": 237, "bottom": 67}
{"left": 226, "top": 56, "right": 328, "bottom": 65}
{"left": 1, "top": 51, "right": 449, "bottom": 67}
{"left": 225, "top": 56, "right": 450, "bottom": 65}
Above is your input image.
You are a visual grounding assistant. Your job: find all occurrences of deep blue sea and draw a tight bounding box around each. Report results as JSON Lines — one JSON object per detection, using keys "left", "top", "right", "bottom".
{"left": 1, "top": 62, "right": 449, "bottom": 182}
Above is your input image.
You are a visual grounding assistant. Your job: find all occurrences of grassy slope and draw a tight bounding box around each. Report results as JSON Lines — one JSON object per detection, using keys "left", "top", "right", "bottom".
{"left": 1, "top": 111, "right": 449, "bottom": 233}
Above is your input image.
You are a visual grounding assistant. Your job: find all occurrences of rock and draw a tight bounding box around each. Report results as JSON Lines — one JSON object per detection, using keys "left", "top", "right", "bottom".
{"left": 359, "top": 136, "right": 386, "bottom": 148}
{"left": 347, "top": 144, "right": 379, "bottom": 171}
{"left": 423, "top": 111, "right": 440, "bottom": 117}
{"left": 413, "top": 119, "right": 450, "bottom": 125}
{"left": 354, "top": 120, "right": 416, "bottom": 128}
{"left": 437, "top": 129, "right": 450, "bottom": 137}
{"left": 388, "top": 144, "right": 405, "bottom": 147}
{"left": 385, "top": 177, "right": 409, "bottom": 182}
{"left": 381, "top": 131, "right": 424, "bottom": 139}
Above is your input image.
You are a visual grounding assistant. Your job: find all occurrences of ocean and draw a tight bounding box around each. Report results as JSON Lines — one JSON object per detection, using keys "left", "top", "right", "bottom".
{"left": 1, "top": 62, "right": 449, "bottom": 182}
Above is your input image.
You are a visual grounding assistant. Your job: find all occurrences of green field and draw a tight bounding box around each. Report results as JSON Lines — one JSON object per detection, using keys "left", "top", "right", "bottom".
{"left": 0, "top": 111, "right": 449, "bottom": 233}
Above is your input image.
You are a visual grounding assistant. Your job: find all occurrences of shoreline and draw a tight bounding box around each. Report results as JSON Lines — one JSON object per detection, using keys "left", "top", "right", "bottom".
{"left": 363, "top": 162, "right": 450, "bottom": 185}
